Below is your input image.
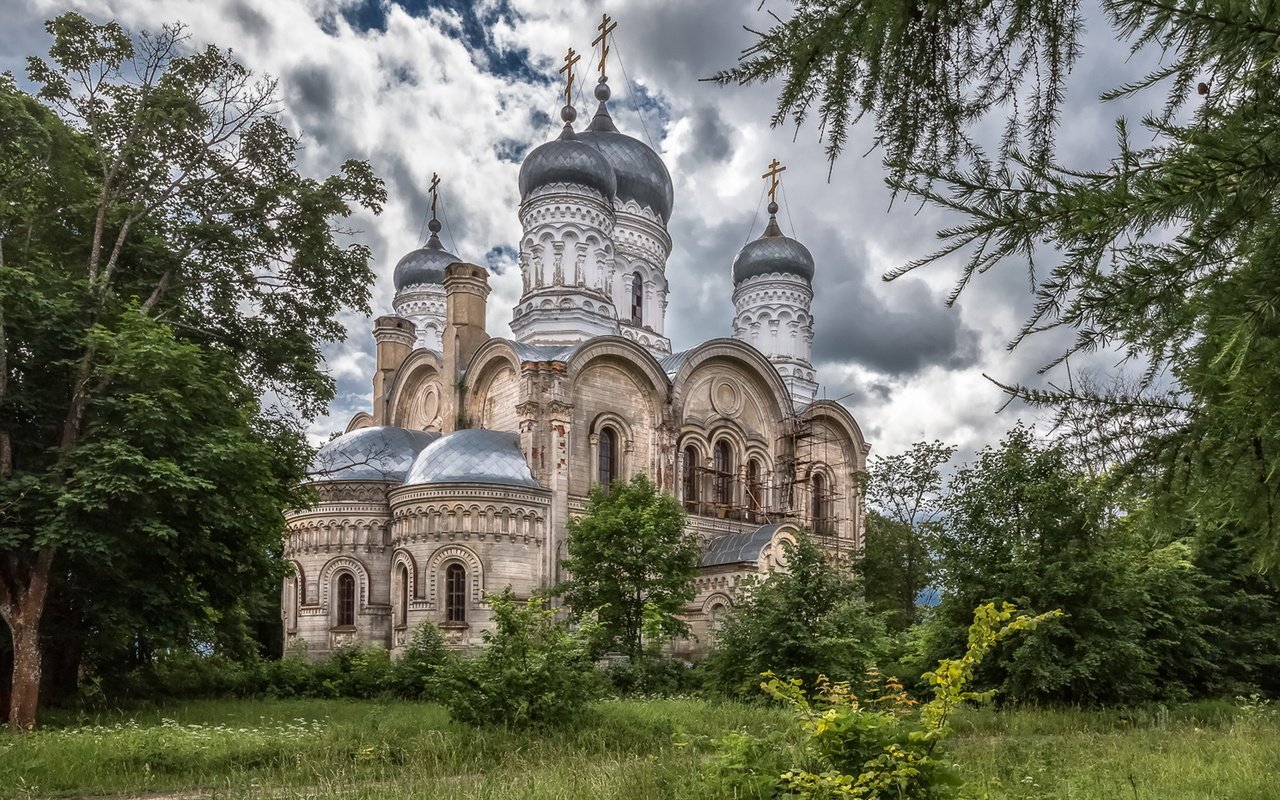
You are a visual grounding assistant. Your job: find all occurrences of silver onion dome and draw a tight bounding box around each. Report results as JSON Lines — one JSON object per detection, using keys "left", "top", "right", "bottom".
{"left": 732, "top": 202, "right": 815, "bottom": 284}
{"left": 576, "top": 79, "right": 674, "bottom": 223}
{"left": 310, "top": 426, "right": 441, "bottom": 482}
{"left": 519, "top": 104, "right": 618, "bottom": 203}
{"left": 393, "top": 219, "right": 458, "bottom": 291}
{"left": 404, "top": 429, "right": 541, "bottom": 489}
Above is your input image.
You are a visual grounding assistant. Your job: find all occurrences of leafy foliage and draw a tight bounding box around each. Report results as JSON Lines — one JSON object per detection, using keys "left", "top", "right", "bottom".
{"left": 860, "top": 440, "right": 954, "bottom": 630}
{"left": 920, "top": 426, "right": 1219, "bottom": 704}
{"left": 721, "top": 2, "right": 1280, "bottom": 564}
{"left": 709, "top": 603, "right": 1057, "bottom": 799}
{"left": 0, "top": 13, "right": 383, "bottom": 728}
{"left": 704, "top": 532, "right": 887, "bottom": 697}
{"left": 559, "top": 474, "right": 698, "bottom": 658}
{"left": 439, "top": 590, "right": 601, "bottom": 729}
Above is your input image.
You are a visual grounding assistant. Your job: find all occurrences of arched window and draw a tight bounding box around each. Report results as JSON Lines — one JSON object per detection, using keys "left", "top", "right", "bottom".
{"left": 396, "top": 564, "right": 409, "bottom": 626}
{"left": 713, "top": 440, "right": 733, "bottom": 506}
{"left": 747, "top": 458, "right": 763, "bottom": 521}
{"left": 709, "top": 602, "right": 728, "bottom": 640}
{"left": 682, "top": 445, "right": 700, "bottom": 510}
{"left": 445, "top": 563, "right": 467, "bottom": 623}
{"left": 630, "top": 272, "right": 644, "bottom": 326}
{"left": 285, "top": 578, "right": 297, "bottom": 631}
{"left": 336, "top": 572, "right": 355, "bottom": 627}
{"left": 812, "top": 473, "right": 830, "bottom": 534}
{"left": 598, "top": 427, "right": 618, "bottom": 487}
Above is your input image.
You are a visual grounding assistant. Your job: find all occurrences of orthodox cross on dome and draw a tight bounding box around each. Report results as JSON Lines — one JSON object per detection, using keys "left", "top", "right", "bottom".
{"left": 559, "top": 47, "right": 581, "bottom": 107}
{"left": 592, "top": 13, "right": 617, "bottom": 80}
{"left": 762, "top": 158, "right": 786, "bottom": 204}
{"left": 428, "top": 172, "right": 440, "bottom": 220}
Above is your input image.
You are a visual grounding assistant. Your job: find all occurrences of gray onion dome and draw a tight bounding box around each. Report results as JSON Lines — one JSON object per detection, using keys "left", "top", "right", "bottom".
{"left": 310, "top": 426, "right": 441, "bottom": 482}
{"left": 519, "top": 104, "right": 618, "bottom": 203}
{"left": 404, "top": 429, "right": 541, "bottom": 489}
{"left": 732, "top": 202, "right": 815, "bottom": 284}
{"left": 393, "top": 219, "right": 458, "bottom": 291}
{"left": 576, "top": 79, "right": 674, "bottom": 223}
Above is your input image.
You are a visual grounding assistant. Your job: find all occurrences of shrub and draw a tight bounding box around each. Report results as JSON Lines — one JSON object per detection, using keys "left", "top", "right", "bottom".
{"left": 390, "top": 621, "right": 452, "bottom": 699}
{"left": 603, "top": 655, "right": 704, "bottom": 697}
{"left": 440, "top": 589, "right": 601, "bottom": 728}
{"left": 704, "top": 532, "right": 889, "bottom": 698}
{"left": 708, "top": 603, "right": 1059, "bottom": 799}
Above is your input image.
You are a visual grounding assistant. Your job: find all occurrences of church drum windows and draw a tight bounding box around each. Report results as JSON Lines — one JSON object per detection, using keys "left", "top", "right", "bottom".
{"left": 445, "top": 563, "right": 467, "bottom": 624}
{"left": 336, "top": 572, "right": 356, "bottom": 628}
{"left": 598, "top": 427, "right": 618, "bottom": 487}
{"left": 630, "top": 272, "right": 643, "bottom": 326}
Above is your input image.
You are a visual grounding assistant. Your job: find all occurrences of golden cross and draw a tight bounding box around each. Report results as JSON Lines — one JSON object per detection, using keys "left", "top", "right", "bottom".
{"left": 592, "top": 13, "right": 617, "bottom": 79}
{"left": 559, "top": 47, "right": 581, "bottom": 107}
{"left": 762, "top": 158, "right": 786, "bottom": 203}
{"left": 429, "top": 172, "right": 440, "bottom": 219}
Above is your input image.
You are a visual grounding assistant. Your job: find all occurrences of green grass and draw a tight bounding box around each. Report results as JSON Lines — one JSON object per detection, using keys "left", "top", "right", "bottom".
{"left": 2, "top": 698, "right": 1278, "bottom": 798}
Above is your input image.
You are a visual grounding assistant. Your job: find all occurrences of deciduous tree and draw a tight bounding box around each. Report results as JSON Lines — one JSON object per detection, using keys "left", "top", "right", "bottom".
{"left": 0, "top": 14, "right": 382, "bottom": 729}
{"left": 559, "top": 474, "right": 698, "bottom": 659}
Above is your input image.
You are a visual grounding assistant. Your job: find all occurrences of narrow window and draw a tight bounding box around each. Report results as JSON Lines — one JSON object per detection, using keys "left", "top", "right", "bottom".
{"left": 285, "top": 578, "right": 297, "bottom": 630}
{"left": 336, "top": 573, "right": 355, "bottom": 627}
{"left": 630, "top": 273, "right": 644, "bottom": 326}
{"left": 598, "top": 427, "right": 618, "bottom": 487}
{"left": 682, "top": 445, "right": 699, "bottom": 510}
{"left": 445, "top": 563, "right": 467, "bottom": 623}
{"left": 713, "top": 440, "right": 732, "bottom": 506}
{"left": 397, "top": 564, "right": 409, "bottom": 626}
{"left": 747, "top": 459, "right": 763, "bottom": 521}
{"left": 812, "top": 473, "right": 829, "bottom": 534}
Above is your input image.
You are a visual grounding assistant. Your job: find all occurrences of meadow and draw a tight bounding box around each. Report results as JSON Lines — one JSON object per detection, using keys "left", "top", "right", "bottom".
{"left": 2, "top": 697, "right": 1277, "bottom": 799}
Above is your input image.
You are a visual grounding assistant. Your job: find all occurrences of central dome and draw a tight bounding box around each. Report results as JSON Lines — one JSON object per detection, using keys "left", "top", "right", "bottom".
{"left": 576, "top": 81, "right": 673, "bottom": 223}
{"left": 519, "top": 110, "right": 617, "bottom": 203}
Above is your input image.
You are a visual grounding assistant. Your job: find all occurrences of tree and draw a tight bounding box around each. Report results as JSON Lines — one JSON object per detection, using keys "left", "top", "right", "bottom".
{"left": 704, "top": 532, "right": 887, "bottom": 698}
{"left": 919, "top": 426, "right": 1219, "bottom": 704}
{"left": 718, "top": 3, "right": 1280, "bottom": 564}
{"left": 859, "top": 440, "right": 954, "bottom": 629}
{"left": 558, "top": 474, "right": 698, "bottom": 659}
{"left": 0, "top": 15, "right": 382, "bottom": 729}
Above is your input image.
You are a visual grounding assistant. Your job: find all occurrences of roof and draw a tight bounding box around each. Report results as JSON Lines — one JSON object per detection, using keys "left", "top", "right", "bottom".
{"left": 699, "top": 524, "right": 783, "bottom": 567}
{"left": 404, "top": 429, "right": 542, "bottom": 489}
{"left": 309, "top": 426, "right": 441, "bottom": 483}
{"left": 659, "top": 349, "right": 693, "bottom": 378}
{"left": 506, "top": 339, "right": 583, "bottom": 363}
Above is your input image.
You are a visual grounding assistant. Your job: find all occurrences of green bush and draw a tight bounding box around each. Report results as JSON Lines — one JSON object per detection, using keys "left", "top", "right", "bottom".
{"left": 603, "top": 655, "right": 704, "bottom": 697}
{"left": 704, "top": 532, "right": 889, "bottom": 698}
{"left": 440, "top": 589, "right": 602, "bottom": 728}
{"left": 390, "top": 621, "right": 452, "bottom": 699}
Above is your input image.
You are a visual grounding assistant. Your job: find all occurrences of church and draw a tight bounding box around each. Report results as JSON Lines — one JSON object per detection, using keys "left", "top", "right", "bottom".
{"left": 281, "top": 23, "right": 870, "bottom": 660}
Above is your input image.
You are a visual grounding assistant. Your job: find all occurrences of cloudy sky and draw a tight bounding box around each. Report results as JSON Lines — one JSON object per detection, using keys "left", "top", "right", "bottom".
{"left": 2, "top": 0, "right": 1171, "bottom": 461}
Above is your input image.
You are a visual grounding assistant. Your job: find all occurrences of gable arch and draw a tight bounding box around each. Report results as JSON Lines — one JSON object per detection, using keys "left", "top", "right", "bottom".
{"left": 670, "top": 339, "right": 792, "bottom": 428}
{"left": 386, "top": 349, "right": 445, "bottom": 430}
{"left": 565, "top": 336, "right": 670, "bottom": 405}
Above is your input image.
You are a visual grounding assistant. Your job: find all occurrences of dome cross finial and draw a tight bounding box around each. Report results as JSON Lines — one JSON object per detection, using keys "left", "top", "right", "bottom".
{"left": 762, "top": 158, "right": 786, "bottom": 204}
{"left": 429, "top": 172, "right": 440, "bottom": 222}
{"left": 559, "top": 47, "right": 581, "bottom": 109}
{"left": 592, "top": 13, "right": 617, "bottom": 81}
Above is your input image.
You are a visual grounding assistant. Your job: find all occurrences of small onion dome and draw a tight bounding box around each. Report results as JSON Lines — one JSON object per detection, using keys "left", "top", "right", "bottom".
{"left": 309, "top": 426, "right": 441, "bottom": 482}
{"left": 404, "top": 429, "right": 541, "bottom": 489}
{"left": 576, "top": 78, "right": 674, "bottom": 223}
{"left": 393, "top": 219, "right": 458, "bottom": 291}
{"left": 519, "top": 104, "right": 617, "bottom": 203}
{"left": 732, "top": 202, "right": 815, "bottom": 285}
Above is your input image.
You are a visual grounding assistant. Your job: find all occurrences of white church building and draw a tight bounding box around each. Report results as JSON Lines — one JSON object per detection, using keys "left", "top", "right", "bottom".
{"left": 282, "top": 39, "right": 870, "bottom": 659}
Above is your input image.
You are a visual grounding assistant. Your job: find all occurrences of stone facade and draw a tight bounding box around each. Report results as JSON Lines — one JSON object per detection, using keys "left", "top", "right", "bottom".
{"left": 283, "top": 71, "right": 870, "bottom": 661}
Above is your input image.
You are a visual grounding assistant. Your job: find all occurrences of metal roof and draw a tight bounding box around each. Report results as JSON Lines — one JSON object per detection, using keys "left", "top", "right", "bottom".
{"left": 404, "top": 429, "right": 541, "bottom": 489}
{"left": 309, "top": 426, "right": 441, "bottom": 483}
{"left": 699, "top": 524, "right": 782, "bottom": 567}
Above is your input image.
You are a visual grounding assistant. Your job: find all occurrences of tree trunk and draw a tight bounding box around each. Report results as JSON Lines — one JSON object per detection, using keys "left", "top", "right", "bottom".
{"left": 1, "top": 549, "right": 54, "bottom": 732}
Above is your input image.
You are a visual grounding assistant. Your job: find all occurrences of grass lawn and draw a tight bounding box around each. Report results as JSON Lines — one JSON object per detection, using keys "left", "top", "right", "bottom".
{"left": 2, "top": 697, "right": 1277, "bottom": 798}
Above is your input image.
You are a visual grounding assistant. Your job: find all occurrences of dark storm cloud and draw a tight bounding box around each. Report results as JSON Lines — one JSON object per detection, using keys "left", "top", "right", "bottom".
{"left": 226, "top": 0, "right": 270, "bottom": 41}
{"left": 288, "top": 63, "right": 336, "bottom": 118}
{"left": 679, "top": 104, "right": 733, "bottom": 170}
